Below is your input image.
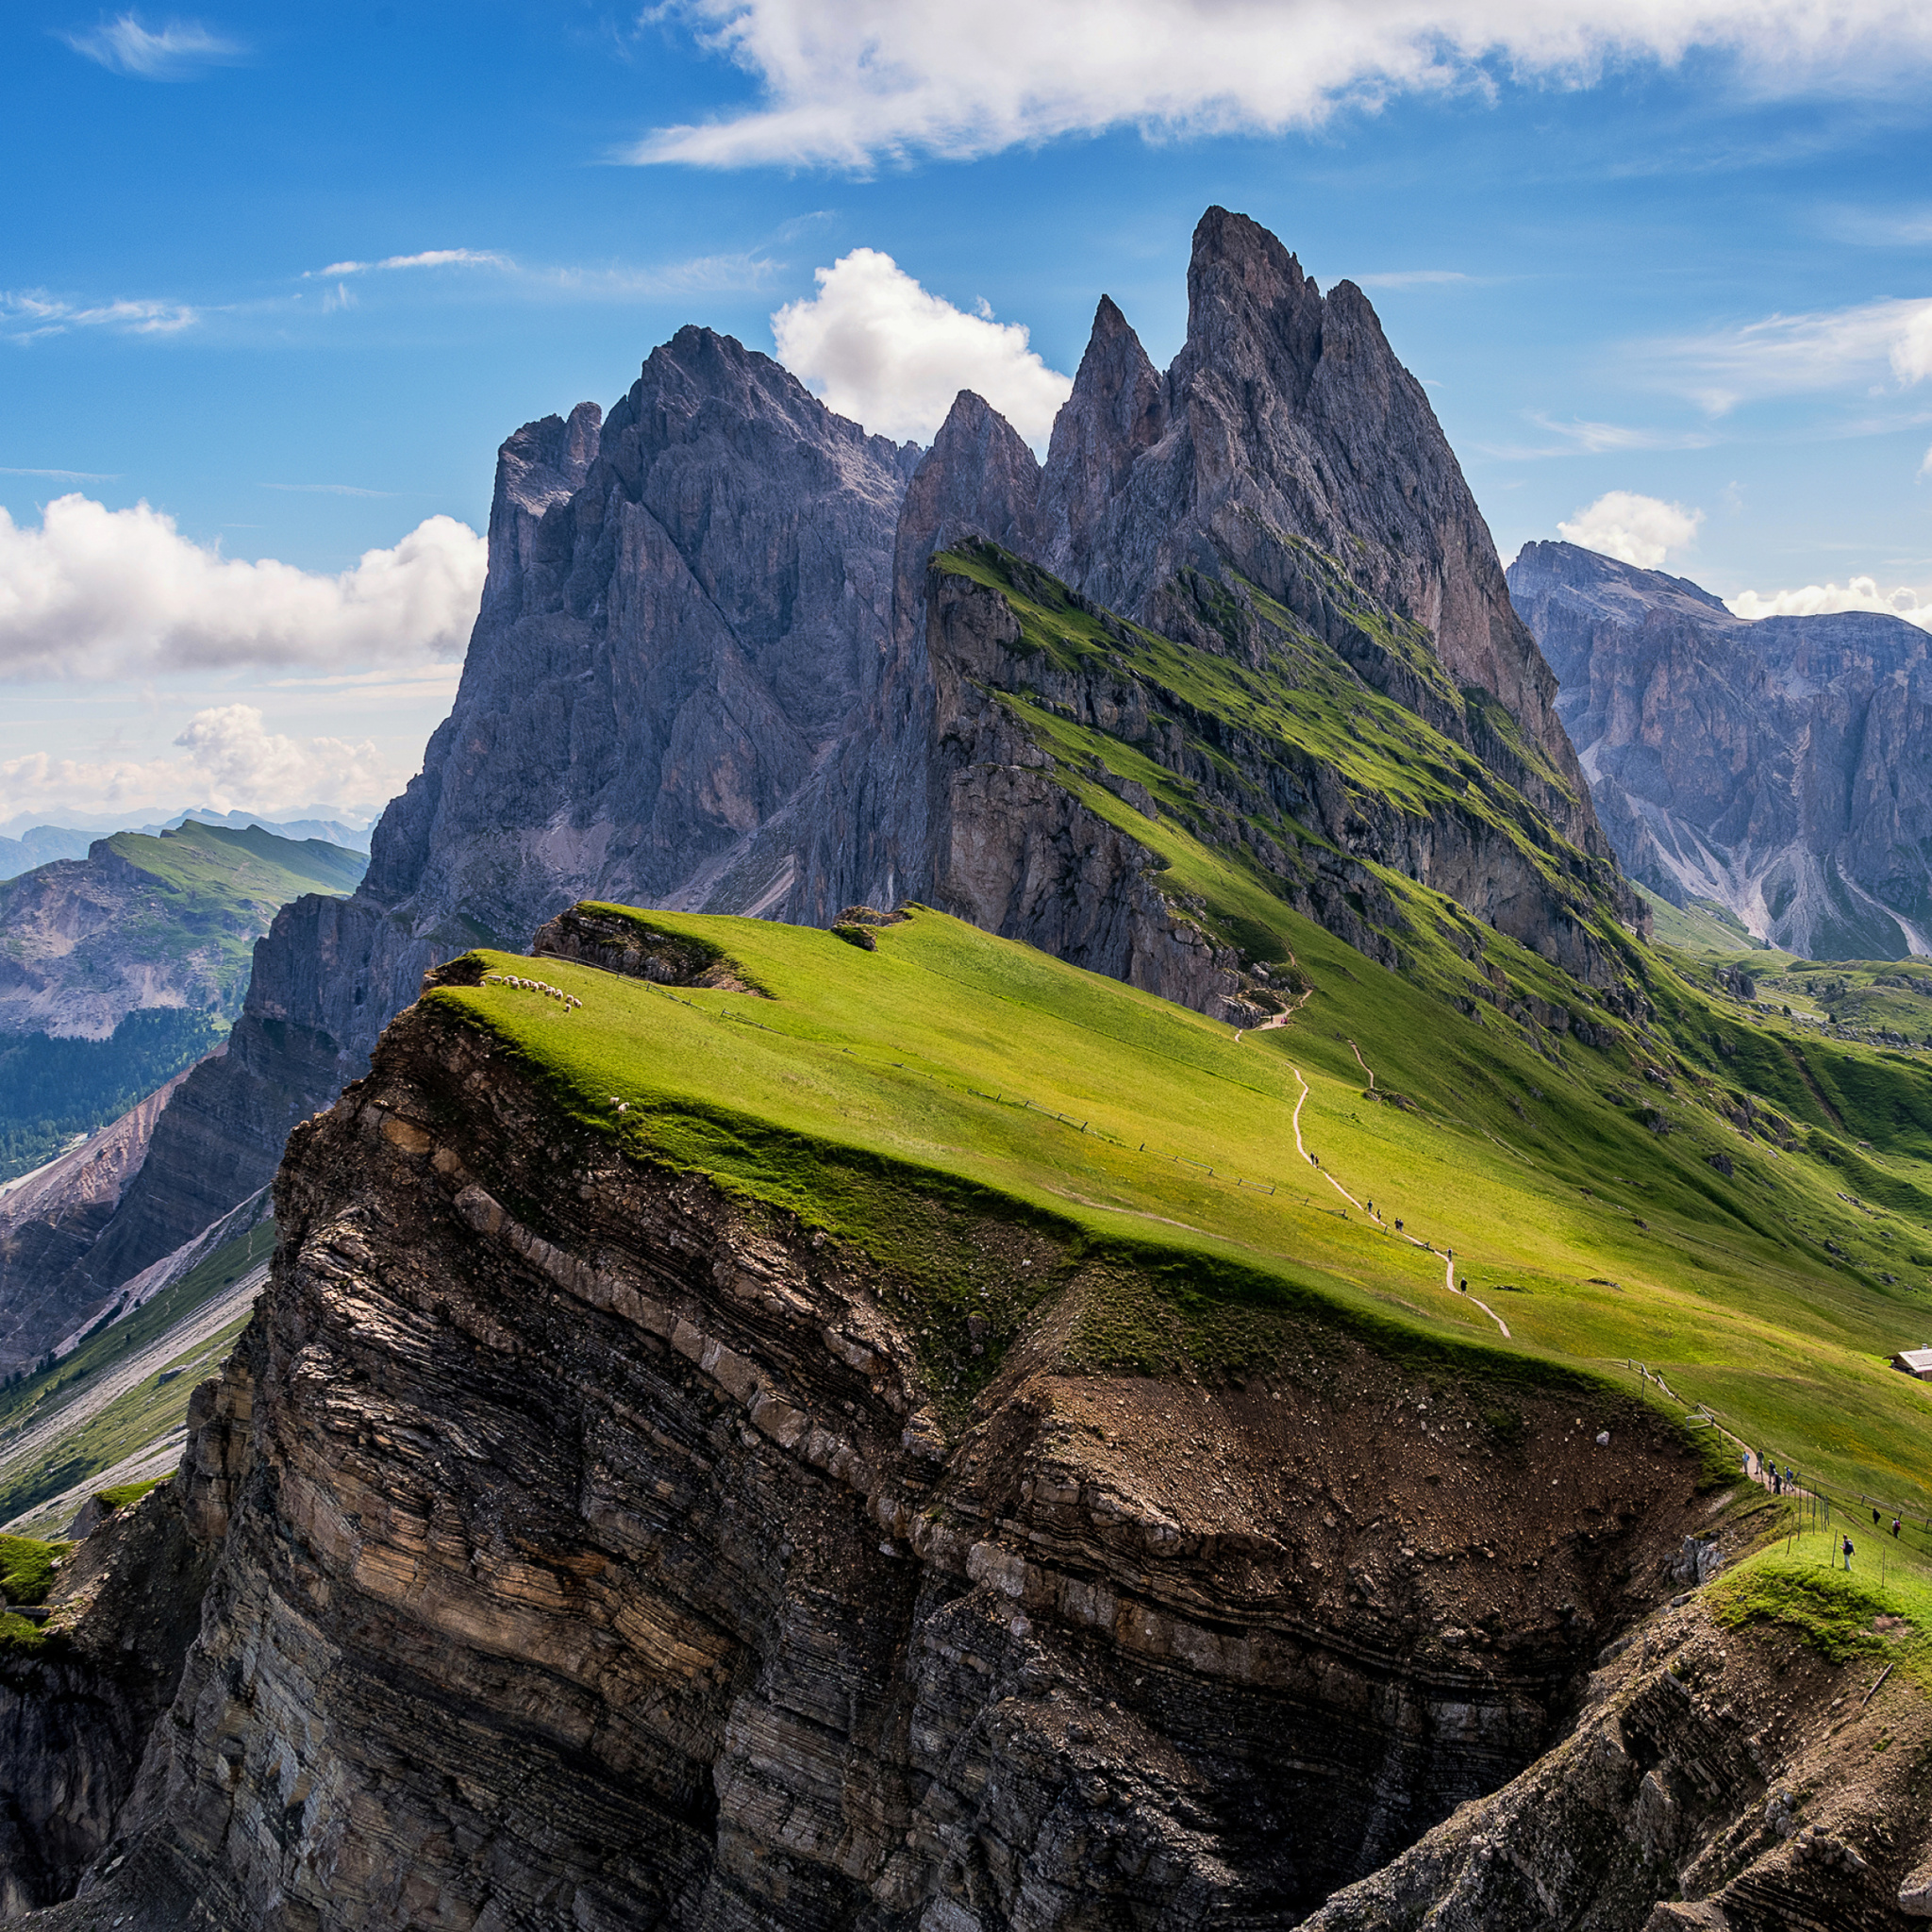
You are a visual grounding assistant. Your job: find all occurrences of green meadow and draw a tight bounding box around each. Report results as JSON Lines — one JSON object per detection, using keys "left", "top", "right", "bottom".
{"left": 428, "top": 896, "right": 1932, "bottom": 1528}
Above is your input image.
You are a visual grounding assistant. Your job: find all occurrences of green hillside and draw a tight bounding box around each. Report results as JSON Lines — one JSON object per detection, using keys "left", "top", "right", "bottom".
{"left": 0, "top": 821, "right": 367, "bottom": 1181}
{"left": 430, "top": 898, "right": 1932, "bottom": 1549}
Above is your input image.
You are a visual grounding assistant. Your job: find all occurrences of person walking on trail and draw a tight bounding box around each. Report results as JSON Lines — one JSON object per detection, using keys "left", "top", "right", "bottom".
{"left": 1842, "top": 1535, "right": 1855, "bottom": 1571}
{"left": 1893, "top": 1517, "right": 1904, "bottom": 1540}
{"left": 1874, "top": 1507, "right": 1883, "bottom": 1525}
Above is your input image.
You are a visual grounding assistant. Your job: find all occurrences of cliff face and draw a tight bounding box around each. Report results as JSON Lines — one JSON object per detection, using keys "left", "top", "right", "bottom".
{"left": 45, "top": 977, "right": 1713, "bottom": 1929}
{"left": 1508, "top": 540, "right": 1932, "bottom": 958}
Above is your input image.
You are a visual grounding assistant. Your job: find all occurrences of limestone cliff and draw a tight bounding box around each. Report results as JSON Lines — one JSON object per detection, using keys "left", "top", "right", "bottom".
{"left": 24, "top": 961, "right": 1720, "bottom": 1929}
{"left": 1509, "top": 539, "right": 1932, "bottom": 958}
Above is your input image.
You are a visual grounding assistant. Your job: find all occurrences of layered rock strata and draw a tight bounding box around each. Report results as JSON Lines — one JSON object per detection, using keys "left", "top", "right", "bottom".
{"left": 1304, "top": 1591, "right": 1932, "bottom": 1930}
{"left": 32, "top": 970, "right": 1719, "bottom": 1929}
{"left": 1508, "top": 539, "right": 1932, "bottom": 958}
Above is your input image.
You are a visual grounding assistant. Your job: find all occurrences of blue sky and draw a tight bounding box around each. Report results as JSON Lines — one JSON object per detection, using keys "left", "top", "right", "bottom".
{"left": 5, "top": 1, "right": 1932, "bottom": 827}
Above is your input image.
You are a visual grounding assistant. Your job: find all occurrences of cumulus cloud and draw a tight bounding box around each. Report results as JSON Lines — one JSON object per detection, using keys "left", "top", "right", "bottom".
{"left": 631, "top": 0, "right": 1932, "bottom": 170}
{"left": 60, "top": 13, "right": 245, "bottom": 79}
{"left": 1, "top": 707, "right": 404, "bottom": 823}
{"left": 1726, "top": 576, "right": 1932, "bottom": 631}
{"left": 1557, "top": 491, "right": 1704, "bottom": 569}
{"left": 1653, "top": 295, "right": 1932, "bottom": 413}
{"left": 0, "top": 495, "right": 486, "bottom": 681}
{"left": 772, "top": 249, "right": 1072, "bottom": 445}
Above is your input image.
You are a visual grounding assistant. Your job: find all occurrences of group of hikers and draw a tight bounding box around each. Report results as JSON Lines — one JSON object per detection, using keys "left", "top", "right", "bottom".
{"left": 1757, "top": 1449, "right": 1907, "bottom": 1568}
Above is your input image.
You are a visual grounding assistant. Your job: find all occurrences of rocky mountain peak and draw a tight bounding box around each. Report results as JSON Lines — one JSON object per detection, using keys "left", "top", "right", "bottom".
{"left": 893, "top": 390, "right": 1042, "bottom": 648}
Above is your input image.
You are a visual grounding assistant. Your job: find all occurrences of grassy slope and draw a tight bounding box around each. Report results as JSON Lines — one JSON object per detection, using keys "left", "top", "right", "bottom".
{"left": 432, "top": 899, "right": 1932, "bottom": 1531}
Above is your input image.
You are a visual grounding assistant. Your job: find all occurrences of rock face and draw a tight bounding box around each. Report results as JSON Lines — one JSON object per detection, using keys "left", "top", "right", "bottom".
{"left": 38, "top": 980, "right": 1715, "bottom": 1930}
{"left": 1303, "top": 1593, "right": 1932, "bottom": 1931}
{"left": 1508, "top": 540, "right": 1932, "bottom": 958}
{"left": 61, "top": 208, "right": 1628, "bottom": 1328}
{"left": 0, "top": 1477, "right": 219, "bottom": 1916}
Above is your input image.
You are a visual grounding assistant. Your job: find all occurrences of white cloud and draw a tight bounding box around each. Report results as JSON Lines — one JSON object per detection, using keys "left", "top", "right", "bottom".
{"left": 1, "top": 706, "right": 403, "bottom": 822}
{"left": 0, "top": 496, "right": 486, "bottom": 681}
{"left": 631, "top": 0, "right": 1932, "bottom": 170}
{"left": 2, "top": 291, "right": 197, "bottom": 344}
{"left": 1557, "top": 491, "right": 1704, "bottom": 569}
{"left": 1487, "top": 415, "right": 1717, "bottom": 459}
{"left": 1652, "top": 295, "right": 1932, "bottom": 414}
{"left": 309, "top": 249, "right": 510, "bottom": 278}
{"left": 60, "top": 13, "right": 244, "bottom": 79}
{"left": 772, "top": 248, "right": 1072, "bottom": 445}
{"left": 1726, "top": 575, "right": 1932, "bottom": 631}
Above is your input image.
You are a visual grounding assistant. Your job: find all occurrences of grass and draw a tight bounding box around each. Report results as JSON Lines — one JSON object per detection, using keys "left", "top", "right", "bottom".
{"left": 0, "top": 1532, "right": 68, "bottom": 1607}
{"left": 0, "top": 1219, "right": 273, "bottom": 1527}
{"left": 421, "top": 893, "right": 1932, "bottom": 1510}
{"left": 1711, "top": 1524, "right": 1932, "bottom": 1686}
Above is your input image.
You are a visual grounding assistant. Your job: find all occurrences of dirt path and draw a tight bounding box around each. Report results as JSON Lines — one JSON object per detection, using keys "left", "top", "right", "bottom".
{"left": 1289, "top": 1064, "right": 1511, "bottom": 1340}
{"left": 0, "top": 1262, "right": 268, "bottom": 1501}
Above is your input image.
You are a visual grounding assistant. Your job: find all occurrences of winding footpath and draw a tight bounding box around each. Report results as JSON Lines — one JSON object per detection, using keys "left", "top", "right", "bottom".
{"left": 1287, "top": 1063, "right": 1512, "bottom": 1340}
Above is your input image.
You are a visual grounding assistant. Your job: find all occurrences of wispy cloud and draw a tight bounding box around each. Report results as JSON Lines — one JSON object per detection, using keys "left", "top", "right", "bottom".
{"left": 258, "top": 482, "right": 398, "bottom": 498}
{"left": 0, "top": 465, "right": 120, "bottom": 480}
{"left": 1351, "top": 270, "right": 1474, "bottom": 291}
{"left": 308, "top": 249, "right": 510, "bottom": 278}
{"left": 1, "top": 291, "right": 198, "bottom": 344}
{"left": 1483, "top": 414, "right": 1717, "bottom": 460}
{"left": 1646, "top": 295, "right": 1932, "bottom": 414}
{"left": 59, "top": 13, "right": 245, "bottom": 80}
{"left": 626, "top": 0, "right": 1932, "bottom": 172}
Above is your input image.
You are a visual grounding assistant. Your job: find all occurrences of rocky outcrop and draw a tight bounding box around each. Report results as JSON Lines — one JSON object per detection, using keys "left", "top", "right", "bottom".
{"left": 32, "top": 985, "right": 1717, "bottom": 1929}
{"left": 0, "top": 1070, "right": 193, "bottom": 1374}
{"left": 0, "top": 1478, "right": 220, "bottom": 1916}
{"left": 1304, "top": 1592, "right": 1932, "bottom": 1930}
{"left": 1509, "top": 540, "right": 1932, "bottom": 958}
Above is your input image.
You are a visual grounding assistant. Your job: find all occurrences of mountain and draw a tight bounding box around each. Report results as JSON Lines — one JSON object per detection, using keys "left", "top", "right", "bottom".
{"left": 1507, "top": 539, "right": 1932, "bottom": 958}
{"left": 0, "top": 828, "right": 95, "bottom": 880}
{"left": 0, "top": 813, "right": 374, "bottom": 882}
{"left": 0, "top": 822, "right": 366, "bottom": 1302}
{"left": 14, "top": 899, "right": 1932, "bottom": 1926}
{"left": 55, "top": 208, "right": 1641, "bottom": 1329}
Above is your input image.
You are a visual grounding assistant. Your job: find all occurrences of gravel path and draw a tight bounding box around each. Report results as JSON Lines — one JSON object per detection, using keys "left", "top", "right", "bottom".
{"left": 1289, "top": 1064, "right": 1511, "bottom": 1340}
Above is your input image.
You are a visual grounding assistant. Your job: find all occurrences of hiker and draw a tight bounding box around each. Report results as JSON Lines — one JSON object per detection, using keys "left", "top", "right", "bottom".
{"left": 1893, "top": 1517, "right": 1904, "bottom": 1540}
{"left": 1874, "top": 1507, "right": 1883, "bottom": 1525}
{"left": 1394, "top": 1218, "right": 1404, "bottom": 1232}
{"left": 1773, "top": 1471, "right": 1782, "bottom": 1494}
{"left": 1842, "top": 1535, "right": 1855, "bottom": 1571}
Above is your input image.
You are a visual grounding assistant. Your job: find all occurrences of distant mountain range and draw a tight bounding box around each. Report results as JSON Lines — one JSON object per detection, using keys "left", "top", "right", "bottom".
{"left": 1508, "top": 540, "right": 1932, "bottom": 960}
{"left": 0, "top": 808, "right": 374, "bottom": 881}
{"left": 0, "top": 821, "right": 368, "bottom": 1204}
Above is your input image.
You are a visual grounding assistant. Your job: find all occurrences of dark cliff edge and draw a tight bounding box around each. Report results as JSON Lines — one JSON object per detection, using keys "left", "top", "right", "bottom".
{"left": 16, "top": 965, "right": 1724, "bottom": 1928}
